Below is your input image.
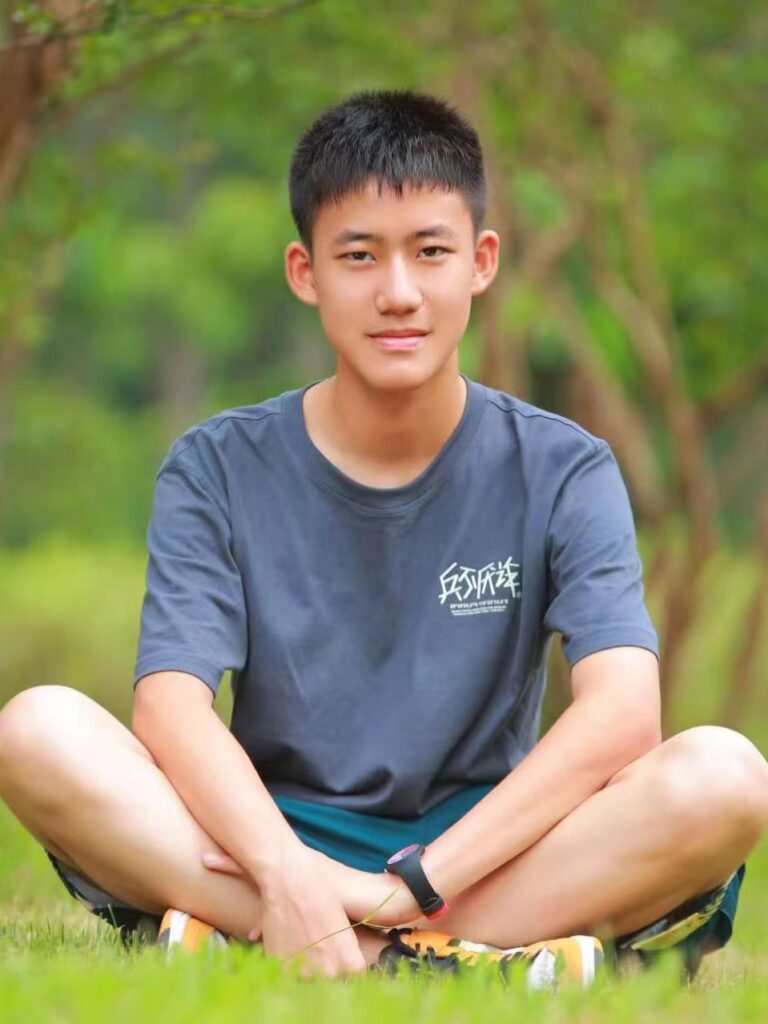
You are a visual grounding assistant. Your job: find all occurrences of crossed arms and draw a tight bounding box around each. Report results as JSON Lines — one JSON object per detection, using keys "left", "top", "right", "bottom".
{"left": 133, "top": 643, "right": 661, "bottom": 924}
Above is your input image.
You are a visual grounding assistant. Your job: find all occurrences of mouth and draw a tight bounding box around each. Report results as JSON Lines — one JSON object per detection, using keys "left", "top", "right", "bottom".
{"left": 368, "top": 329, "right": 430, "bottom": 350}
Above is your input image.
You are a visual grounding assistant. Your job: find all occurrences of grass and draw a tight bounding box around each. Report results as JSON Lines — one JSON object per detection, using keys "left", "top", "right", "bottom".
{"left": 2, "top": 801, "right": 768, "bottom": 1022}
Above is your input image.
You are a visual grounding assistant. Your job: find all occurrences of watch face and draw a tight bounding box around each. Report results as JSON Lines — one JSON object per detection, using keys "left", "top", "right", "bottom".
{"left": 386, "top": 843, "right": 420, "bottom": 866}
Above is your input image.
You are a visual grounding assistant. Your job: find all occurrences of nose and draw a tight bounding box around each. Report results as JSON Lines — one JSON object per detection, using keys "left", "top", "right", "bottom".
{"left": 374, "top": 254, "right": 423, "bottom": 315}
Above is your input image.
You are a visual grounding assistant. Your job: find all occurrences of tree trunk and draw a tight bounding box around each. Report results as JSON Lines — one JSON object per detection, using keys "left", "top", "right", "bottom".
{"left": 158, "top": 341, "right": 206, "bottom": 443}
{"left": 719, "top": 501, "right": 768, "bottom": 729}
{"left": 0, "top": 1, "right": 88, "bottom": 218}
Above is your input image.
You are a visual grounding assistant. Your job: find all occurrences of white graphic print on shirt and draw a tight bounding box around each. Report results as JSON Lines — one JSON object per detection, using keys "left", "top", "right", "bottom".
{"left": 438, "top": 556, "right": 522, "bottom": 617}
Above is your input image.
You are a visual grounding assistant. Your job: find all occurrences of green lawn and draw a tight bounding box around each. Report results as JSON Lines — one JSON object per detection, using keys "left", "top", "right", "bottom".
{"left": 2, "top": 801, "right": 767, "bottom": 1022}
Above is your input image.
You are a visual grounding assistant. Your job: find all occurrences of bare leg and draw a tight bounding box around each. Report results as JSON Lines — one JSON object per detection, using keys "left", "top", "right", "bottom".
{"left": 0, "top": 685, "right": 382, "bottom": 959}
{"left": 407, "top": 726, "right": 768, "bottom": 948}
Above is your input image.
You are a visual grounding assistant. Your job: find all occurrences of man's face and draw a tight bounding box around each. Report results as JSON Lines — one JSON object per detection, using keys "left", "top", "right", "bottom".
{"left": 285, "top": 177, "right": 499, "bottom": 392}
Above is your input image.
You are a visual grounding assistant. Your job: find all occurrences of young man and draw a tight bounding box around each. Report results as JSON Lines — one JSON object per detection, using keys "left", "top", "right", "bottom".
{"left": 0, "top": 90, "right": 765, "bottom": 987}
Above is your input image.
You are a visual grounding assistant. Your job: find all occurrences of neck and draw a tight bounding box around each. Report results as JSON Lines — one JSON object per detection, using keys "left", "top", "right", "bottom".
{"left": 313, "top": 359, "right": 467, "bottom": 469}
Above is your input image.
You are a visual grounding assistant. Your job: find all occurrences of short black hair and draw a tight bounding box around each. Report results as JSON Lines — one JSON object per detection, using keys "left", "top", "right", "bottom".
{"left": 288, "top": 89, "right": 487, "bottom": 256}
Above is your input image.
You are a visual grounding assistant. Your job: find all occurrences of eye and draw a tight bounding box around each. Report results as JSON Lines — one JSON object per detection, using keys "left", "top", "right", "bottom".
{"left": 421, "top": 246, "right": 449, "bottom": 257}
{"left": 341, "top": 251, "right": 373, "bottom": 262}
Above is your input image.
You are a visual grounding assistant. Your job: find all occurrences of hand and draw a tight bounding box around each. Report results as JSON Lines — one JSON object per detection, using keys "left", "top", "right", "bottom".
{"left": 331, "top": 864, "right": 422, "bottom": 928}
{"left": 231, "top": 846, "right": 368, "bottom": 979}
{"left": 202, "top": 847, "right": 422, "bottom": 928}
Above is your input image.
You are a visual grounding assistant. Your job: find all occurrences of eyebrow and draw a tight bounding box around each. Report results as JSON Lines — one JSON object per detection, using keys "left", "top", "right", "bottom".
{"left": 332, "top": 224, "right": 460, "bottom": 246}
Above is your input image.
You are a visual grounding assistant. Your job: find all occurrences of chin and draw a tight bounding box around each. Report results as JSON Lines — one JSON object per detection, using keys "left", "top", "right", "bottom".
{"left": 340, "top": 348, "right": 457, "bottom": 392}
{"left": 357, "top": 363, "right": 441, "bottom": 393}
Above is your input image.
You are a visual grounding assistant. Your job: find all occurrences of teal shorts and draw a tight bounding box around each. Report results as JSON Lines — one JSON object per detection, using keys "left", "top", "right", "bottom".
{"left": 270, "top": 784, "right": 497, "bottom": 872}
{"left": 46, "top": 781, "right": 744, "bottom": 970}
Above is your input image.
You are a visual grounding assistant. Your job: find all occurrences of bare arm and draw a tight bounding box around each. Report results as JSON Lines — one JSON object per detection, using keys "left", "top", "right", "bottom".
{"left": 387, "top": 647, "right": 662, "bottom": 920}
{"left": 132, "top": 670, "right": 368, "bottom": 976}
{"left": 132, "top": 670, "right": 304, "bottom": 881}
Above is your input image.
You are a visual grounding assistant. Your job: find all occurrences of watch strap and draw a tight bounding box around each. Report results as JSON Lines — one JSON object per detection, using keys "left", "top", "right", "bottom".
{"left": 386, "top": 844, "right": 449, "bottom": 919}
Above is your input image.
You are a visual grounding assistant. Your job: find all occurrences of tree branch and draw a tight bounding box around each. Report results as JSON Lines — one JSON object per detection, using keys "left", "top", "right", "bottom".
{"left": 50, "top": 28, "right": 205, "bottom": 126}
{"left": 545, "top": 277, "right": 669, "bottom": 525}
{"left": 719, "top": 500, "right": 768, "bottom": 729}
{"left": 699, "top": 348, "right": 768, "bottom": 427}
{"left": 2, "top": 0, "right": 320, "bottom": 51}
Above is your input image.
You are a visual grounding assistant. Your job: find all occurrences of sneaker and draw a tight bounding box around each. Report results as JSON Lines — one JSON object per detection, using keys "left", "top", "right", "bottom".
{"left": 608, "top": 872, "right": 737, "bottom": 983}
{"left": 371, "top": 926, "right": 603, "bottom": 990}
{"left": 157, "top": 909, "right": 230, "bottom": 954}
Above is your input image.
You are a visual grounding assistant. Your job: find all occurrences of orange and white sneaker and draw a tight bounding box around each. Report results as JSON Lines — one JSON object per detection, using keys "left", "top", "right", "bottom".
{"left": 371, "top": 926, "right": 603, "bottom": 990}
{"left": 157, "top": 909, "right": 229, "bottom": 955}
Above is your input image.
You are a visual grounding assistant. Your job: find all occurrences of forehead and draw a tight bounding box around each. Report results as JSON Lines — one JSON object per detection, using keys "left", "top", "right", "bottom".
{"left": 314, "top": 177, "right": 473, "bottom": 246}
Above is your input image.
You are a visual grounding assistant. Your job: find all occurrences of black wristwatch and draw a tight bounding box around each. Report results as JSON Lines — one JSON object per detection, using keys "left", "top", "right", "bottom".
{"left": 385, "top": 843, "right": 449, "bottom": 920}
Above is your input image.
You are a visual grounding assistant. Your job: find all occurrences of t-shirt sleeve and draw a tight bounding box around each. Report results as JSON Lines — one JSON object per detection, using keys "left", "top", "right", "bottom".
{"left": 133, "top": 464, "right": 248, "bottom": 695}
{"left": 542, "top": 440, "right": 659, "bottom": 667}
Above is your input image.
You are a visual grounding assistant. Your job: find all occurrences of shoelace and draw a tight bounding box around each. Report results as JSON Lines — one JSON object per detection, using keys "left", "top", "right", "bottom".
{"left": 418, "top": 936, "right": 532, "bottom": 976}
{"left": 373, "top": 931, "right": 528, "bottom": 980}
{"left": 414, "top": 940, "right": 460, "bottom": 971}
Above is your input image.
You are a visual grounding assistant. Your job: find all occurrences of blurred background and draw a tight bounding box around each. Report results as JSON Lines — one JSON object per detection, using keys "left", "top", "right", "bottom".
{"left": 1, "top": 1, "right": 766, "bottom": 745}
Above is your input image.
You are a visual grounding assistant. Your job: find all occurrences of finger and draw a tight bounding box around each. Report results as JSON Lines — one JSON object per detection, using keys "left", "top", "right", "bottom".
{"left": 345, "top": 955, "right": 369, "bottom": 976}
{"left": 201, "top": 852, "right": 246, "bottom": 875}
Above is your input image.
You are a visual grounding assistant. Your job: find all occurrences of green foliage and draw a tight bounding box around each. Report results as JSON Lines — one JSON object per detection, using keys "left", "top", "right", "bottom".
{"left": 0, "top": 535, "right": 236, "bottom": 723}
{"left": 2, "top": 0, "right": 766, "bottom": 544}
{"left": 1, "top": 382, "right": 160, "bottom": 545}
{"left": 0, "top": 538, "right": 146, "bottom": 721}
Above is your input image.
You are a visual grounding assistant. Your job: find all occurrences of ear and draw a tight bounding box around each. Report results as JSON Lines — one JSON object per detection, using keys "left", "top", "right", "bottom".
{"left": 470, "top": 229, "right": 500, "bottom": 297}
{"left": 285, "top": 240, "right": 319, "bottom": 307}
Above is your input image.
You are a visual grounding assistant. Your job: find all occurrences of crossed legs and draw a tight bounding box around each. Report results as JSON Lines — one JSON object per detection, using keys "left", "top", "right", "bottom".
{"left": 0, "top": 685, "right": 766, "bottom": 962}
{"left": 408, "top": 726, "right": 768, "bottom": 948}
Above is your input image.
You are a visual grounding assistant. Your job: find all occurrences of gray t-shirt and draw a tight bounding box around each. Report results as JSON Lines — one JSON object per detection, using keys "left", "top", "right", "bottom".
{"left": 134, "top": 373, "right": 659, "bottom": 817}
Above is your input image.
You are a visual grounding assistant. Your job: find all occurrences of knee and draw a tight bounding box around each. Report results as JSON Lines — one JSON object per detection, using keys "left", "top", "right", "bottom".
{"left": 655, "top": 726, "right": 768, "bottom": 851}
{"left": 0, "top": 685, "right": 95, "bottom": 780}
